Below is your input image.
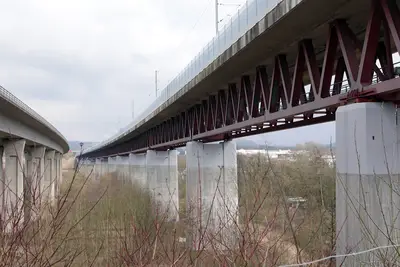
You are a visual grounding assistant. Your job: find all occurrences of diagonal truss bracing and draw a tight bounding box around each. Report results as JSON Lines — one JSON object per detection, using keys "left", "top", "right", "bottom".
{"left": 90, "top": 0, "right": 400, "bottom": 157}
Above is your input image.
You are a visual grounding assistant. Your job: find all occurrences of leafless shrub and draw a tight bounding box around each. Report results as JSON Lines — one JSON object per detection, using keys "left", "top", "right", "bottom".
{"left": 0, "top": 144, "right": 347, "bottom": 266}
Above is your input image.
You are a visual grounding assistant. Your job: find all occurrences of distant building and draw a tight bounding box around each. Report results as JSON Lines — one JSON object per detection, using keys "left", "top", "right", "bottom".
{"left": 237, "top": 148, "right": 336, "bottom": 165}
{"left": 237, "top": 149, "right": 293, "bottom": 160}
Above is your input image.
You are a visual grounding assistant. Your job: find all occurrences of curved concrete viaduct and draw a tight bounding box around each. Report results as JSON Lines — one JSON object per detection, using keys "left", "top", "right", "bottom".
{"left": 0, "top": 86, "right": 69, "bottom": 230}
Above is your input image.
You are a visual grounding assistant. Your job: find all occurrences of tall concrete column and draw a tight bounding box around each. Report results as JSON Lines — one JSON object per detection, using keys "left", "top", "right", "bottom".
{"left": 2, "top": 139, "right": 26, "bottom": 229}
{"left": 336, "top": 102, "right": 400, "bottom": 266}
{"left": 25, "top": 146, "right": 45, "bottom": 222}
{"left": 186, "top": 141, "right": 238, "bottom": 250}
{"left": 54, "top": 152, "right": 62, "bottom": 200}
{"left": 44, "top": 150, "right": 55, "bottom": 204}
{"left": 114, "top": 155, "right": 129, "bottom": 182}
{"left": 115, "top": 156, "right": 123, "bottom": 180}
{"left": 108, "top": 156, "right": 116, "bottom": 174}
{"left": 101, "top": 158, "right": 108, "bottom": 176}
{"left": 95, "top": 158, "right": 101, "bottom": 180}
{"left": 146, "top": 150, "right": 179, "bottom": 221}
{"left": 121, "top": 156, "right": 130, "bottom": 182}
{"left": 129, "top": 153, "right": 146, "bottom": 188}
{"left": 0, "top": 147, "right": 3, "bottom": 222}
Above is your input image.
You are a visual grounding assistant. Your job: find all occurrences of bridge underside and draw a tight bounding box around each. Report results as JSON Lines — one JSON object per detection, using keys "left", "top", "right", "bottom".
{"left": 85, "top": 0, "right": 400, "bottom": 158}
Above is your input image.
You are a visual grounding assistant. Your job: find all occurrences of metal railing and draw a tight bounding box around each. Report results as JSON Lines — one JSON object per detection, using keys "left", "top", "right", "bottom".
{"left": 86, "top": 0, "right": 400, "bottom": 154}
{"left": 84, "top": 0, "right": 289, "bottom": 154}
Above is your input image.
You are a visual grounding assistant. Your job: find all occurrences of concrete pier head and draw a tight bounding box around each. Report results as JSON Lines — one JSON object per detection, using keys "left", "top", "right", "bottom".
{"left": 336, "top": 102, "right": 400, "bottom": 266}
{"left": 186, "top": 141, "right": 238, "bottom": 250}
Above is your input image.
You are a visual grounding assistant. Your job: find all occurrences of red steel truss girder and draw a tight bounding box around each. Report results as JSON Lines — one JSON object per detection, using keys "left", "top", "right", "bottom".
{"left": 87, "top": 0, "right": 400, "bottom": 158}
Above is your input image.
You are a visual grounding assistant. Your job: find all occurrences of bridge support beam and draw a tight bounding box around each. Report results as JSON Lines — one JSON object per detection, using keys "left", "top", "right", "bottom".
{"left": 108, "top": 156, "right": 117, "bottom": 174}
{"left": 101, "top": 158, "right": 107, "bottom": 176}
{"left": 25, "top": 146, "right": 45, "bottom": 222}
{"left": 121, "top": 156, "right": 131, "bottom": 183}
{"left": 1, "top": 139, "right": 26, "bottom": 230}
{"left": 118, "top": 156, "right": 130, "bottom": 182}
{"left": 95, "top": 158, "right": 102, "bottom": 180}
{"left": 336, "top": 102, "right": 400, "bottom": 266}
{"left": 44, "top": 150, "right": 56, "bottom": 204}
{"left": 54, "top": 152, "right": 62, "bottom": 201}
{"left": 115, "top": 156, "right": 122, "bottom": 180}
{"left": 146, "top": 150, "right": 179, "bottom": 221}
{"left": 129, "top": 153, "right": 146, "bottom": 188}
{"left": 186, "top": 141, "right": 238, "bottom": 250}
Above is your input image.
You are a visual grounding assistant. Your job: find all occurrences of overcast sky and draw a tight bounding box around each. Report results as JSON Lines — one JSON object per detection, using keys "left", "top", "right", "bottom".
{"left": 0, "top": 0, "right": 335, "bottom": 146}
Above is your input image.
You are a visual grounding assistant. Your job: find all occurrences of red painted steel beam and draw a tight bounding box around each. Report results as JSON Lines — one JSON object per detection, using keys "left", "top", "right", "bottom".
{"left": 82, "top": 0, "right": 400, "bottom": 158}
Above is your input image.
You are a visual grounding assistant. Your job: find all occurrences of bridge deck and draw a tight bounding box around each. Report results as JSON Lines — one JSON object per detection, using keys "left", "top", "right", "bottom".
{"left": 83, "top": 0, "right": 400, "bottom": 157}
{"left": 0, "top": 86, "right": 68, "bottom": 152}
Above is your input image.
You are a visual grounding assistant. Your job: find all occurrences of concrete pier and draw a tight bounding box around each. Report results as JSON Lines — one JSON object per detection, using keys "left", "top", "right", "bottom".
{"left": 116, "top": 156, "right": 130, "bottom": 182}
{"left": 122, "top": 156, "right": 130, "bottom": 182}
{"left": 108, "top": 156, "right": 117, "bottom": 174}
{"left": 115, "top": 156, "right": 122, "bottom": 180}
{"left": 25, "top": 146, "right": 45, "bottom": 221}
{"left": 2, "top": 140, "right": 26, "bottom": 228}
{"left": 101, "top": 158, "right": 107, "bottom": 177}
{"left": 146, "top": 150, "right": 179, "bottom": 221}
{"left": 186, "top": 141, "right": 238, "bottom": 250}
{"left": 129, "top": 153, "right": 146, "bottom": 188}
{"left": 54, "top": 153, "right": 60, "bottom": 200}
{"left": 336, "top": 102, "right": 400, "bottom": 266}
{"left": 95, "top": 158, "right": 101, "bottom": 180}
{"left": 44, "top": 150, "right": 55, "bottom": 203}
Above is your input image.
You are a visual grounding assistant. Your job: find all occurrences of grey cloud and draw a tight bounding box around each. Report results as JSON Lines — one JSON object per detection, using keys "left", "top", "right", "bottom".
{"left": 0, "top": 0, "right": 335, "bottom": 146}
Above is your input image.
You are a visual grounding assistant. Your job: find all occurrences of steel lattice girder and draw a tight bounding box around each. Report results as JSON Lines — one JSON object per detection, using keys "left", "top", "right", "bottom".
{"left": 88, "top": 0, "right": 400, "bottom": 158}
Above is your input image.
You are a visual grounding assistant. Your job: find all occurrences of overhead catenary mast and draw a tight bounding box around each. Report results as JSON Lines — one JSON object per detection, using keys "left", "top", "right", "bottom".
{"left": 215, "top": 0, "right": 219, "bottom": 35}
{"left": 155, "top": 70, "right": 158, "bottom": 97}
{"left": 131, "top": 100, "right": 135, "bottom": 120}
{"left": 216, "top": 1, "right": 242, "bottom": 35}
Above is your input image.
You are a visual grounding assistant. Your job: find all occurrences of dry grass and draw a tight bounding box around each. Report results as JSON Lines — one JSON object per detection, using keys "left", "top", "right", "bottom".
{"left": 66, "top": 150, "right": 336, "bottom": 266}
{"left": 0, "top": 148, "right": 338, "bottom": 266}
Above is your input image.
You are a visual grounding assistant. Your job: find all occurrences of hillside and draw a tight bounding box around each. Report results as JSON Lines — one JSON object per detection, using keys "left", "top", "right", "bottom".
{"left": 68, "top": 141, "right": 99, "bottom": 152}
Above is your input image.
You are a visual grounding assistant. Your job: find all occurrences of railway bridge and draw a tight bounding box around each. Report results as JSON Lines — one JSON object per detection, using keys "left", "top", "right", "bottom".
{"left": 81, "top": 0, "right": 400, "bottom": 263}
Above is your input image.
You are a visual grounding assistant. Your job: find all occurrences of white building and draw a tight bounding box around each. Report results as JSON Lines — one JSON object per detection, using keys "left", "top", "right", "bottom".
{"left": 237, "top": 149, "right": 293, "bottom": 159}
{"left": 237, "top": 149, "right": 336, "bottom": 165}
